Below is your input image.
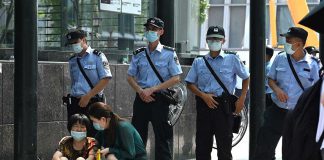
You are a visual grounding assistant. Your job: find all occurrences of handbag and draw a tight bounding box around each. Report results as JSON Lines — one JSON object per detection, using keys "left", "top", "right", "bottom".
{"left": 144, "top": 48, "right": 187, "bottom": 126}
{"left": 202, "top": 56, "right": 241, "bottom": 133}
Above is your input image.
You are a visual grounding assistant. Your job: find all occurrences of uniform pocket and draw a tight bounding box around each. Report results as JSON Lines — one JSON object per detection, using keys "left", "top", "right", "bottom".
{"left": 220, "top": 67, "right": 233, "bottom": 82}
{"left": 297, "top": 71, "right": 312, "bottom": 86}
{"left": 276, "top": 67, "right": 288, "bottom": 82}
{"left": 156, "top": 62, "right": 169, "bottom": 77}
{"left": 84, "top": 64, "right": 96, "bottom": 70}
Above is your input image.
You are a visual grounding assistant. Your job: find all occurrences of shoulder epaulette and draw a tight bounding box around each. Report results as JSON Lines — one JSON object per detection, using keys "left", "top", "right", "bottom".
{"left": 133, "top": 47, "right": 145, "bottom": 55}
{"left": 311, "top": 56, "right": 321, "bottom": 63}
{"left": 69, "top": 54, "right": 76, "bottom": 60}
{"left": 93, "top": 49, "right": 103, "bottom": 56}
{"left": 163, "top": 45, "right": 175, "bottom": 51}
{"left": 278, "top": 51, "right": 285, "bottom": 55}
{"left": 224, "top": 50, "right": 237, "bottom": 55}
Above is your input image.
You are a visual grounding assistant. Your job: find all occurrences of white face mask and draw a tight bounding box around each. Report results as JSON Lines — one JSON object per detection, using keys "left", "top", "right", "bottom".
{"left": 72, "top": 42, "right": 83, "bottom": 53}
{"left": 207, "top": 40, "right": 222, "bottom": 51}
{"left": 284, "top": 43, "right": 295, "bottom": 55}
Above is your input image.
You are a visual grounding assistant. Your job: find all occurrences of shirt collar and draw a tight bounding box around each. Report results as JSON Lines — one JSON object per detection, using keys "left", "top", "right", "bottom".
{"left": 147, "top": 42, "right": 163, "bottom": 54}
{"left": 206, "top": 50, "right": 225, "bottom": 60}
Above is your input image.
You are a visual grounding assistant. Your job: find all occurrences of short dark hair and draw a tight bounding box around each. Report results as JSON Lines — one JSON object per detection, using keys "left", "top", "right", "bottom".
{"left": 67, "top": 113, "right": 91, "bottom": 133}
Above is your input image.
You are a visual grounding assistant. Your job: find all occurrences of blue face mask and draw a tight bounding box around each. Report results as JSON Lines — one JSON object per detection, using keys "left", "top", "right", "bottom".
{"left": 71, "top": 131, "right": 87, "bottom": 141}
{"left": 144, "top": 31, "right": 159, "bottom": 43}
{"left": 93, "top": 122, "right": 105, "bottom": 131}
{"left": 72, "top": 42, "right": 83, "bottom": 53}
{"left": 284, "top": 43, "right": 295, "bottom": 55}
{"left": 207, "top": 40, "right": 222, "bottom": 51}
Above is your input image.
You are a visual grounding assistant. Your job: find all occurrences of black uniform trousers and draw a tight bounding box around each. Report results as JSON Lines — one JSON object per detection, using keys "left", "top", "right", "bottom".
{"left": 67, "top": 96, "right": 103, "bottom": 137}
{"left": 195, "top": 96, "right": 233, "bottom": 160}
{"left": 253, "top": 102, "right": 288, "bottom": 160}
{"left": 132, "top": 93, "right": 173, "bottom": 160}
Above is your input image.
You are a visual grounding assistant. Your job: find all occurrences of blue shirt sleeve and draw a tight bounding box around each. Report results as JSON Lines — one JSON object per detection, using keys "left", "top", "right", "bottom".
{"left": 233, "top": 55, "right": 250, "bottom": 80}
{"left": 185, "top": 58, "right": 198, "bottom": 84}
{"left": 97, "top": 53, "right": 112, "bottom": 79}
{"left": 310, "top": 60, "right": 320, "bottom": 83}
{"left": 168, "top": 51, "right": 182, "bottom": 76}
{"left": 267, "top": 55, "right": 279, "bottom": 80}
{"left": 127, "top": 55, "right": 139, "bottom": 77}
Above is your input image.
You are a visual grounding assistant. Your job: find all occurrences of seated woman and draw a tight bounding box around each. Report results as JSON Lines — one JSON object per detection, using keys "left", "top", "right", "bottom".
{"left": 52, "top": 114, "right": 97, "bottom": 160}
{"left": 88, "top": 102, "right": 147, "bottom": 160}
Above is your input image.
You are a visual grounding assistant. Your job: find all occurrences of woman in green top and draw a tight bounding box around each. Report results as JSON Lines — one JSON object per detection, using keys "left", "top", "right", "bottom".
{"left": 88, "top": 102, "right": 147, "bottom": 160}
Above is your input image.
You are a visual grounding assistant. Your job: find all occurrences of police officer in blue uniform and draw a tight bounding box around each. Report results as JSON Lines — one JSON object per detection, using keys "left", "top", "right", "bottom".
{"left": 266, "top": 47, "right": 274, "bottom": 107}
{"left": 253, "top": 27, "right": 320, "bottom": 160}
{"left": 127, "top": 17, "right": 182, "bottom": 160}
{"left": 185, "top": 26, "right": 250, "bottom": 160}
{"left": 65, "top": 29, "right": 112, "bottom": 137}
{"left": 305, "top": 46, "right": 322, "bottom": 70}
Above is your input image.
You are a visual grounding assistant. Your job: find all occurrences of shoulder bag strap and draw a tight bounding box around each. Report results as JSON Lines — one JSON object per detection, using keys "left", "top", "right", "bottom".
{"left": 202, "top": 56, "right": 230, "bottom": 95}
{"left": 286, "top": 53, "right": 305, "bottom": 91}
{"left": 144, "top": 49, "right": 165, "bottom": 83}
{"left": 77, "top": 58, "right": 94, "bottom": 89}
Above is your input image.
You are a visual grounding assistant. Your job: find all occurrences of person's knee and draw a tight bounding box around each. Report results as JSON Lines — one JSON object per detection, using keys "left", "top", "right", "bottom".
{"left": 76, "top": 157, "right": 85, "bottom": 160}
{"left": 106, "top": 154, "right": 118, "bottom": 160}
{"left": 60, "top": 157, "right": 69, "bottom": 160}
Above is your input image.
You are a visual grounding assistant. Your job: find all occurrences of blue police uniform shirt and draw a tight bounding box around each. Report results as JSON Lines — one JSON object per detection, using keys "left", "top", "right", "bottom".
{"left": 185, "top": 50, "right": 250, "bottom": 96}
{"left": 127, "top": 43, "right": 182, "bottom": 88}
{"left": 69, "top": 46, "right": 112, "bottom": 97}
{"left": 265, "top": 61, "right": 273, "bottom": 94}
{"left": 267, "top": 52, "right": 319, "bottom": 110}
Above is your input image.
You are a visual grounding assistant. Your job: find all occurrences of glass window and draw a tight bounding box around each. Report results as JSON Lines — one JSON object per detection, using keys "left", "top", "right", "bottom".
{"left": 276, "top": 5, "right": 294, "bottom": 45}
{"left": 307, "top": 0, "right": 319, "bottom": 2}
{"left": 231, "top": 0, "right": 247, "bottom": 4}
{"left": 229, "top": 6, "right": 246, "bottom": 48}
{"left": 266, "top": 6, "right": 270, "bottom": 45}
{"left": 209, "top": 0, "right": 225, "bottom": 4}
{"left": 208, "top": 7, "right": 224, "bottom": 27}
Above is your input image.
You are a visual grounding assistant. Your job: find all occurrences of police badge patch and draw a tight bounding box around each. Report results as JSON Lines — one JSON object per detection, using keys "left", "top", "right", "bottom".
{"left": 174, "top": 56, "right": 180, "bottom": 65}
{"left": 103, "top": 61, "right": 110, "bottom": 71}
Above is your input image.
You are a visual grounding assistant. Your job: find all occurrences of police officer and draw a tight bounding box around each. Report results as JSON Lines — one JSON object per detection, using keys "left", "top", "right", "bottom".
{"left": 253, "top": 27, "right": 320, "bottom": 160}
{"left": 127, "top": 17, "right": 182, "bottom": 160}
{"left": 185, "top": 26, "right": 250, "bottom": 160}
{"left": 305, "top": 46, "right": 322, "bottom": 70}
{"left": 65, "top": 29, "right": 112, "bottom": 137}
{"left": 265, "top": 47, "right": 274, "bottom": 107}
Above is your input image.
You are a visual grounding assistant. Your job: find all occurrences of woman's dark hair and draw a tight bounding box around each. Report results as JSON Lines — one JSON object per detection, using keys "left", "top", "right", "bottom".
{"left": 67, "top": 113, "right": 91, "bottom": 133}
{"left": 88, "top": 102, "right": 124, "bottom": 146}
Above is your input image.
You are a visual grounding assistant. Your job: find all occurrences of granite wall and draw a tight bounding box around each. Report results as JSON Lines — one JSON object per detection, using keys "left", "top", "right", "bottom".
{"left": 0, "top": 61, "right": 197, "bottom": 160}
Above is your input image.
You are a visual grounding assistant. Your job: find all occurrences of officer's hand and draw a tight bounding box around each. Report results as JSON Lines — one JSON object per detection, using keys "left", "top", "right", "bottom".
{"left": 235, "top": 97, "right": 245, "bottom": 114}
{"left": 79, "top": 94, "right": 91, "bottom": 107}
{"left": 139, "top": 90, "right": 155, "bottom": 103}
{"left": 142, "top": 88, "right": 156, "bottom": 97}
{"left": 275, "top": 88, "right": 288, "bottom": 103}
{"left": 201, "top": 93, "right": 218, "bottom": 109}
{"left": 100, "top": 147, "right": 109, "bottom": 157}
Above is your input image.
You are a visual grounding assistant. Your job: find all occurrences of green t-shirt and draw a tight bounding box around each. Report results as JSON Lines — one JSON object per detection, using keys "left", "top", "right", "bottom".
{"left": 96, "top": 121, "right": 147, "bottom": 160}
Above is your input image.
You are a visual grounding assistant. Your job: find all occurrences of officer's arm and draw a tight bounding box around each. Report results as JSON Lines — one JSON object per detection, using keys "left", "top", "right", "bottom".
{"left": 151, "top": 75, "right": 181, "bottom": 92}
{"left": 240, "top": 77, "right": 250, "bottom": 99}
{"left": 269, "top": 77, "right": 288, "bottom": 102}
{"left": 127, "top": 75, "right": 143, "bottom": 93}
{"left": 186, "top": 83, "right": 205, "bottom": 98}
{"left": 268, "top": 78, "right": 280, "bottom": 93}
{"left": 86, "top": 77, "right": 109, "bottom": 98}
